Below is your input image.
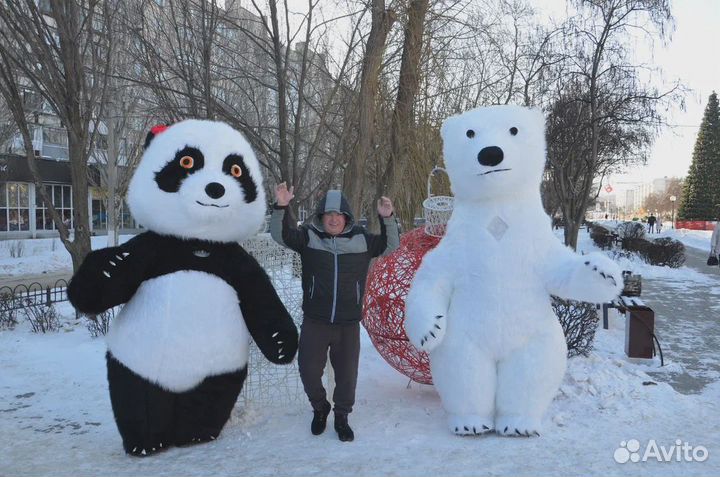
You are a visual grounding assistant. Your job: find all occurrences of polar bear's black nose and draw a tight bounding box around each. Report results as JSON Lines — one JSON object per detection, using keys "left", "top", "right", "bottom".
{"left": 478, "top": 146, "right": 504, "bottom": 167}
{"left": 205, "top": 182, "right": 225, "bottom": 199}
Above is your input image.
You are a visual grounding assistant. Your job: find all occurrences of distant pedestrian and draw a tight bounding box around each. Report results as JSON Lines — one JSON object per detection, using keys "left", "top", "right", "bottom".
{"left": 647, "top": 214, "right": 656, "bottom": 234}
{"left": 656, "top": 220, "right": 662, "bottom": 233}
{"left": 709, "top": 212, "right": 720, "bottom": 267}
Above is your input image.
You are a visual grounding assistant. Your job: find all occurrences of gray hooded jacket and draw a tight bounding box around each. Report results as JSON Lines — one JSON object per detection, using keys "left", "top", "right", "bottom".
{"left": 270, "top": 190, "right": 400, "bottom": 324}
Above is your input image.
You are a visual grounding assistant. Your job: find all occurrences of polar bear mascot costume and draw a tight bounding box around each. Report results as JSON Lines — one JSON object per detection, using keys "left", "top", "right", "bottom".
{"left": 405, "top": 105, "right": 622, "bottom": 437}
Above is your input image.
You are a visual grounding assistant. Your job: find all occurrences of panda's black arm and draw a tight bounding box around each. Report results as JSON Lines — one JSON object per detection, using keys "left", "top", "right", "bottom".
{"left": 67, "top": 233, "right": 155, "bottom": 315}
{"left": 233, "top": 257, "right": 298, "bottom": 365}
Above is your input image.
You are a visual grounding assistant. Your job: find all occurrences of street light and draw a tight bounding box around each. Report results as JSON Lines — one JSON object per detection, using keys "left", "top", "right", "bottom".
{"left": 670, "top": 195, "right": 677, "bottom": 229}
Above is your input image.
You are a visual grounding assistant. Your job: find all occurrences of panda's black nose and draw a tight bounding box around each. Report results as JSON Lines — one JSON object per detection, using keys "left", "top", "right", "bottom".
{"left": 205, "top": 182, "right": 225, "bottom": 199}
{"left": 478, "top": 146, "right": 504, "bottom": 167}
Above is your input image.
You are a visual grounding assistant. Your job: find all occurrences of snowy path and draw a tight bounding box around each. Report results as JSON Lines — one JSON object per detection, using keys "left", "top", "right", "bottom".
{"left": 2, "top": 228, "right": 719, "bottom": 475}
{"left": 2, "top": 303, "right": 719, "bottom": 476}
{"left": 641, "top": 246, "right": 720, "bottom": 394}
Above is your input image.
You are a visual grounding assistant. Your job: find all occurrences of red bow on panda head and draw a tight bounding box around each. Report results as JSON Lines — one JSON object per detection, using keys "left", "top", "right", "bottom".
{"left": 144, "top": 124, "right": 170, "bottom": 149}
{"left": 150, "top": 124, "right": 169, "bottom": 135}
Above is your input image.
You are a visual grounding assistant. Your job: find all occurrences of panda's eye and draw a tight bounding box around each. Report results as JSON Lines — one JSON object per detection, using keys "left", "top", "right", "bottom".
{"left": 230, "top": 164, "right": 242, "bottom": 178}
{"left": 466, "top": 130, "right": 475, "bottom": 138}
{"left": 179, "top": 156, "right": 194, "bottom": 169}
{"left": 509, "top": 127, "right": 518, "bottom": 136}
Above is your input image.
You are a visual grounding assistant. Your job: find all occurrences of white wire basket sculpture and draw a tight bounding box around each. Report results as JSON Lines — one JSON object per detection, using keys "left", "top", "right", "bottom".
{"left": 422, "top": 166, "right": 454, "bottom": 237}
{"left": 239, "top": 233, "right": 304, "bottom": 407}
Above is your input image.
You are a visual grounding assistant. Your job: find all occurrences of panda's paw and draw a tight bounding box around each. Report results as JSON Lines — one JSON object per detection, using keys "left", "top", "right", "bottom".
{"left": 405, "top": 313, "right": 446, "bottom": 353}
{"left": 267, "top": 329, "right": 297, "bottom": 364}
{"left": 495, "top": 415, "right": 541, "bottom": 438}
{"left": 126, "top": 441, "right": 167, "bottom": 457}
{"left": 448, "top": 414, "right": 494, "bottom": 436}
{"left": 176, "top": 434, "right": 217, "bottom": 447}
{"left": 101, "top": 252, "right": 131, "bottom": 279}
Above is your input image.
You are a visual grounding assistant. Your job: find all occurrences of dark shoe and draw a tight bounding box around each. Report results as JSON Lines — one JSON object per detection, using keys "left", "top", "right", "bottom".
{"left": 311, "top": 401, "right": 331, "bottom": 435}
{"left": 334, "top": 413, "right": 354, "bottom": 442}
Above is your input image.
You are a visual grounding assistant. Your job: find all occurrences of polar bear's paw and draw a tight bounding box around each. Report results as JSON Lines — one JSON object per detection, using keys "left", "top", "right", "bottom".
{"left": 495, "top": 415, "right": 541, "bottom": 438}
{"left": 448, "top": 414, "right": 494, "bottom": 436}
{"left": 405, "top": 313, "right": 446, "bottom": 353}
{"left": 581, "top": 254, "right": 622, "bottom": 299}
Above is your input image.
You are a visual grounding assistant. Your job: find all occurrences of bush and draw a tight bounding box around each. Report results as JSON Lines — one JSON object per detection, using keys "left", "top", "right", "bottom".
{"left": 23, "top": 300, "right": 60, "bottom": 333}
{"left": 85, "top": 308, "right": 115, "bottom": 338}
{"left": 589, "top": 223, "right": 614, "bottom": 249}
{"left": 621, "top": 236, "right": 685, "bottom": 268}
{"left": 0, "top": 292, "right": 18, "bottom": 331}
{"left": 552, "top": 297, "right": 599, "bottom": 358}
{"left": 644, "top": 238, "right": 686, "bottom": 268}
{"left": 615, "top": 221, "right": 645, "bottom": 240}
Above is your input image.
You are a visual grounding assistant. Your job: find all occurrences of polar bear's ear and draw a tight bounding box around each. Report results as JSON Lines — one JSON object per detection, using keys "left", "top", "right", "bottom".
{"left": 527, "top": 108, "right": 546, "bottom": 127}
{"left": 440, "top": 114, "right": 461, "bottom": 140}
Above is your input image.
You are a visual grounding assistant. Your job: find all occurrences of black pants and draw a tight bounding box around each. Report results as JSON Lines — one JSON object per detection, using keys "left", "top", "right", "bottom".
{"left": 297, "top": 320, "right": 360, "bottom": 415}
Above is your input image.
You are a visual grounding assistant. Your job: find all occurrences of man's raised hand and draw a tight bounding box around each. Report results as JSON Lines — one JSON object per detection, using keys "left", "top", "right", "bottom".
{"left": 275, "top": 182, "right": 295, "bottom": 206}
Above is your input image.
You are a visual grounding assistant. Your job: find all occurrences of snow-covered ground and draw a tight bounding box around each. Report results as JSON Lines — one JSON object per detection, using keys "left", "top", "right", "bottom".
{"left": 0, "top": 235, "right": 135, "bottom": 277}
{"left": 1, "top": 226, "right": 719, "bottom": 476}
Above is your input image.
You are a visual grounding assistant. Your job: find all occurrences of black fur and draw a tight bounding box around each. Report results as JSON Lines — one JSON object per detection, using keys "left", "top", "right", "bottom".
{"left": 154, "top": 146, "right": 205, "bottom": 192}
{"left": 222, "top": 154, "right": 258, "bottom": 203}
{"left": 107, "top": 352, "right": 247, "bottom": 456}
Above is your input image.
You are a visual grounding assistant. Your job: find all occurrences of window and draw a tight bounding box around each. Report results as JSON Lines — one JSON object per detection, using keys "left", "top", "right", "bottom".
{"left": 43, "top": 127, "right": 68, "bottom": 147}
{"left": 91, "top": 198, "right": 106, "bottom": 230}
{"left": 35, "top": 184, "right": 73, "bottom": 230}
{"left": 36, "top": 0, "right": 52, "bottom": 15}
{"left": 91, "top": 199, "right": 136, "bottom": 230}
{"left": 96, "top": 133, "right": 108, "bottom": 150}
{"left": 1, "top": 183, "right": 30, "bottom": 232}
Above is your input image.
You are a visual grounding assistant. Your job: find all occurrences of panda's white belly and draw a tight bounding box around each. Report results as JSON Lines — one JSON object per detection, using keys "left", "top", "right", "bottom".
{"left": 106, "top": 271, "right": 250, "bottom": 392}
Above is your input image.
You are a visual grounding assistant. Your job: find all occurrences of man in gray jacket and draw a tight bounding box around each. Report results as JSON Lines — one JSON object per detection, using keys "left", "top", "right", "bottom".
{"left": 270, "top": 183, "right": 400, "bottom": 442}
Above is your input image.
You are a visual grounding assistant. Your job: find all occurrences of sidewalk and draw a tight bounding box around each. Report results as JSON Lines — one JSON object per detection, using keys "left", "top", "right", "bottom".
{"left": 640, "top": 245, "right": 720, "bottom": 394}
{"left": 0, "top": 269, "right": 72, "bottom": 290}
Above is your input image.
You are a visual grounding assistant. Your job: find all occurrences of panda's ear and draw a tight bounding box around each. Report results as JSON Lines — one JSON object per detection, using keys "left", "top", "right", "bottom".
{"left": 144, "top": 124, "right": 169, "bottom": 149}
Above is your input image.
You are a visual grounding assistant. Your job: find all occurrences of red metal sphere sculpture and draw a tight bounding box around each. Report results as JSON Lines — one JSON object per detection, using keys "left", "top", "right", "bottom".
{"left": 362, "top": 227, "right": 441, "bottom": 385}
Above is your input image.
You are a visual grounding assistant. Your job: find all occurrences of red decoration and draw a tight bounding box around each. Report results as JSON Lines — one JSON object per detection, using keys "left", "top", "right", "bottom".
{"left": 150, "top": 124, "right": 169, "bottom": 135}
{"left": 362, "top": 227, "right": 441, "bottom": 385}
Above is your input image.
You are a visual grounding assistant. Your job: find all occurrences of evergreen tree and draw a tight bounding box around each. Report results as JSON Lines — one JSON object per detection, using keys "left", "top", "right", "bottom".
{"left": 679, "top": 91, "right": 720, "bottom": 220}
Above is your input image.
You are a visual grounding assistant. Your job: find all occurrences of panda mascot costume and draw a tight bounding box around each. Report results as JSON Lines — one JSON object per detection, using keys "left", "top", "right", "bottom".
{"left": 68, "top": 120, "right": 298, "bottom": 456}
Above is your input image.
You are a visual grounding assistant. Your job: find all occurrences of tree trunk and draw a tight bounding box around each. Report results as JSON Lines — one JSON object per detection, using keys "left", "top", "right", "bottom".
{"left": 68, "top": 128, "right": 92, "bottom": 271}
{"left": 106, "top": 107, "right": 119, "bottom": 247}
{"left": 383, "top": 0, "right": 429, "bottom": 231}
{"left": 342, "top": 0, "right": 395, "bottom": 217}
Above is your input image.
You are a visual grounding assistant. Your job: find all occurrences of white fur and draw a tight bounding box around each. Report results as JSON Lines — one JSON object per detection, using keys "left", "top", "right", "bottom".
{"left": 127, "top": 119, "right": 266, "bottom": 243}
{"left": 405, "top": 105, "right": 622, "bottom": 436}
{"left": 107, "top": 271, "right": 251, "bottom": 392}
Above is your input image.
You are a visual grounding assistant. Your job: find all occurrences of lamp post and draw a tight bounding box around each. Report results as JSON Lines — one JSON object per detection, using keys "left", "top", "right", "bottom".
{"left": 670, "top": 195, "right": 677, "bottom": 229}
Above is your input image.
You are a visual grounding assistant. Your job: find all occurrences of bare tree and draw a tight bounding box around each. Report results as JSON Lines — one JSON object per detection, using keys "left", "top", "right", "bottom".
{"left": 124, "top": 0, "right": 360, "bottom": 216}
{"left": 342, "top": 0, "right": 396, "bottom": 217}
{"left": 545, "top": 0, "right": 681, "bottom": 249}
{"left": 0, "top": 0, "right": 110, "bottom": 270}
{"left": 0, "top": 96, "right": 17, "bottom": 148}
{"left": 90, "top": 0, "right": 151, "bottom": 246}
{"left": 381, "top": 0, "right": 430, "bottom": 230}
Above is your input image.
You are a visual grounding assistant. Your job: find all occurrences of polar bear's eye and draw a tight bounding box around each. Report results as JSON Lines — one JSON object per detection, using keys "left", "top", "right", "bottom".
{"left": 466, "top": 130, "right": 475, "bottom": 138}
{"left": 510, "top": 127, "right": 518, "bottom": 136}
